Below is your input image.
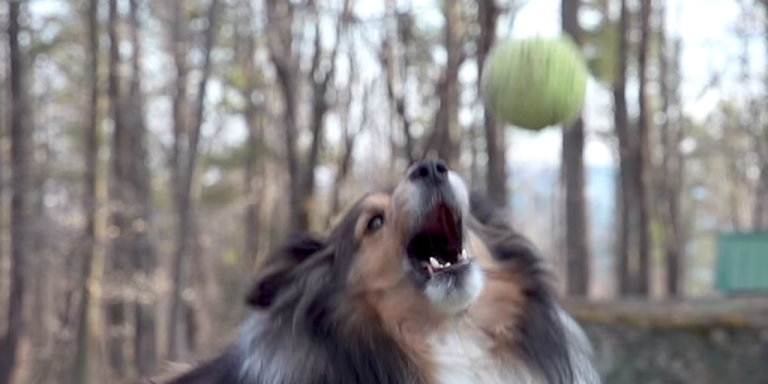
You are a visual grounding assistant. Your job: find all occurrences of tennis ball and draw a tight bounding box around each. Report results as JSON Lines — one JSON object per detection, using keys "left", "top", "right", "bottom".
{"left": 482, "top": 35, "right": 589, "bottom": 130}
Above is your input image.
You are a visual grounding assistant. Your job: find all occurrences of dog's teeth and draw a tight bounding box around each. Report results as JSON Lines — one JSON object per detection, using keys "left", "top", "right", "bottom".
{"left": 460, "top": 249, "right": 468, "bottom": 260}
{"left": 430, "top": 257, "right": 441, "bottom": 269}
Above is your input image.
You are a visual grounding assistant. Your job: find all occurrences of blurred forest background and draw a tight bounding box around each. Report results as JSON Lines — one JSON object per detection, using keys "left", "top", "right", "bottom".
{"left": 1, "top": 0, "right": 768, "bottom": 383}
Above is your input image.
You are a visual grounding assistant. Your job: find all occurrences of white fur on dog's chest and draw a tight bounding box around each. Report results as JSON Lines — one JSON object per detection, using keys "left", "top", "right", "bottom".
{"left": 428, "top": 326, "right": 543, "bottom": 384}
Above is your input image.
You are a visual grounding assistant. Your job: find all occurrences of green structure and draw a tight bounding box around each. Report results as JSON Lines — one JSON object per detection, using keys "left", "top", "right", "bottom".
{"left": 715, "top": 231, "right": 768, "bottom": 293}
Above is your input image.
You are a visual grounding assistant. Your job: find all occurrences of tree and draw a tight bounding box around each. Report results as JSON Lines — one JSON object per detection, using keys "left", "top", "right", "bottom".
{"left": 233, "top": 0, "right": 264, "bottom": 267}
{"left": 265, "top": 0, "right": 346, "bottom": 232}
{"left": 72, "top": 0, "right": 107, "bottom": 382}
{"left": 612, "top": 0, "right": 636, "bottom": 296}
{"left": 561, "top": 0, "right": 591, "bottom": 296}
{"left": 753, "top": 0, "right": 768, "bottom": 228}
{"left": 424, "top": 0, "right": 467, "bottom": 167}
{"left": 166, "top": 0, "right": 191, "bottom": 359}
{"left": 327, "top": 58, "right": 372, "bottom": 226}
{"left": 475, "top": 0, "right": 508, "bottom": 207}
{"left": 126, "top": 0, "right": 158, "bottom": 374}
{"left": 0, "top": 2, "right": 32, "bottom": 383}
{"left": 635, "top": 0, "right": 652, "bottom": 296}
{"left": 656, "top": 0, "right": 684, "bottom": 297}
{"left": 167, "top": 0, "right": 221, "bottom": 360}
{"left": 380, "top": 5, "right": 416, "bottom": 164}
{"left": 104, "top": 0, "right": 160, "bottom": 373}
{"left": 106, "top": 0, "right": 132, "bottom": 373}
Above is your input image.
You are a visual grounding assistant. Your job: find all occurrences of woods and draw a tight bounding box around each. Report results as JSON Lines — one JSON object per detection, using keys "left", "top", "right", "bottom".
{"left": 1, "top": 0, "right": 767, "bottom": 383}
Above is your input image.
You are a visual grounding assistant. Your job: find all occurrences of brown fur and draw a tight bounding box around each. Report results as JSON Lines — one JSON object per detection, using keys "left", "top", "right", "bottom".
{"left": 342, "top": 192, "right": 441, "bottom": 382}
{"left": 466, "top": 230, "right": 527, "bottom": 357}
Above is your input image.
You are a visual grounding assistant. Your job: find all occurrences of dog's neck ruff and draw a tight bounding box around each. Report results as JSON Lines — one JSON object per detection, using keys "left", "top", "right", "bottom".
{"left": 428, "top": 319, "right": 542, "bottom": 384}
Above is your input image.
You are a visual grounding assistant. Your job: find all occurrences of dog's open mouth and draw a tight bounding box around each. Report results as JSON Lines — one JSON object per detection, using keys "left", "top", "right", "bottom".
{"left": 407, "top": 202, "right": 468, "bottom": 278}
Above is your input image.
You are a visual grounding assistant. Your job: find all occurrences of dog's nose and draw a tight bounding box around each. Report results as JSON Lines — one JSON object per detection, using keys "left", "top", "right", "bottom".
{"left": 408, "top": 159, "right": 449, "bottom": 184}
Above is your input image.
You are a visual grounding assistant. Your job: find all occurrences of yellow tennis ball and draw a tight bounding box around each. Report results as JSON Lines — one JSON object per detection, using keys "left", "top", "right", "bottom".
{"left": 482, "top": 35, "right": 589, "bottom": 130}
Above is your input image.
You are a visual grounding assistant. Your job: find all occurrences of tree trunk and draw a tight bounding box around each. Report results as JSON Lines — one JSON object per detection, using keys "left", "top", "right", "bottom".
{"left": 669, "top": 43, "right": 686, "bottom": 296}
{"left": 25, "top": 65, "right": 52, "bottom": 364}
{"left": 658, "top": 2, "right": 683, "bottom": 297}
{"left": 167, "top": 0, "right": 190, "bottom": 360}
{"left": 755, "top": 0, "right": 768, "bottom": 229}
{"left": 266, "top": 0, "right": 344, "bottom": 233}
{"left": 237, "top": 2, "right": 262, "bottom": 267}
{"left": 73, "top": 1, "right": 107, "bottom": 382}
{"left": 243, "top": 85, "right": 261, "bottom": 268}
{"left": 0, "top": 34, "right": 3, "bottom": 310}
{"left": 560, "top": 0, "right": 591, "bottom": 297}
{"left": 327, "top": 133, "right": 353, "bottom": 226}
{"left": 425, "top": 0, "right": 464, "bottom": 167}
{"left": 265, "top": 0, "right": 304, "bottom": 233}
{"left": 328, "top": 135, "right": 357, "bottom": 223}
{"left": 302, "top": 10, "right": 343, "bottom": 231}
{"left": 328, "top": 75, "right": 369, "bottom": 226}
{"left": 379, "top": 0, "right": 420, "bottom": 164}
{"left": 754, "top": 165, "right": 768, "bottom": 229}
{"left": 380, "top": 37, "right": 415, "bottom": 164}
{"left": 244, "top": 118, "right": 261, "bottom": 267}
{"left": 476, "top": 0, "right": 507, "bottom": 207}
{"left": 0, "top": 3, "right": 31, "bottom": 383}
{"left": 127, "top": 0, "right": 157, "bottom": 375}
{"left": 107, "top": 0, "right": 134, "bottom": 375}
{"left": 188, "top": 216, "right": 213, "bottom": 353}
{"left": 613, "top": 0, "right": 634, "bottom": 296}
{"left": 29, "top": 72, "right": 51, "bottom": 376}
{"left": 725, "top": 135, "right": 744, "bottom": 230}
{"left": 168, "top": 0, "right": 220, "bottom": 360}
{"left": 380, "top": 0, "right": 416, "bottom": 164}
{"left": 635, "top": 0, "right": 652, "bottom": 296}
{"left": 267, "top": 0, "right": 302, "bottom": 232}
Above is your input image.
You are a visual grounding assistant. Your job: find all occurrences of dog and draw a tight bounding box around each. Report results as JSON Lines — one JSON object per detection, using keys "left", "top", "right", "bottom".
{"left": 160, "top": 159, "right": 601, "bottom": 384}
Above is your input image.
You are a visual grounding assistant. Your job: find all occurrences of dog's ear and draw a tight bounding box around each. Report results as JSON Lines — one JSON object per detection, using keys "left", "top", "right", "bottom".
{"left": 245, "top": 234, "right": 327, "bottom": 308}
{"left": 468, "top": 192, "right": 542, "bottom": 265}
{"left": 469, "top": 191, "right": 512, "bottom": 229}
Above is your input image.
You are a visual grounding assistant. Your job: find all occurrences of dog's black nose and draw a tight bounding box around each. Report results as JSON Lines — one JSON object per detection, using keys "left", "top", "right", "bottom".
{"left": 408, "top": 159, "right": 449, "bottom": 184}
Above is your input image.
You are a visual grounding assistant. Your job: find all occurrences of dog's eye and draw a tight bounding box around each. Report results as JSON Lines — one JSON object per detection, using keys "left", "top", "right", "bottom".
{"left": 366, "top": 215, "right": 384, "bottom": 234}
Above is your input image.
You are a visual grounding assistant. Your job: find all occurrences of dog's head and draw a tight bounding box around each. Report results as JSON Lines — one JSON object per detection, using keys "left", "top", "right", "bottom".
{"left": 246, "top": 159, "right": 484, "bottom": 327}
{"left": 346, "top": 158, "right": 483, "bottom": 315}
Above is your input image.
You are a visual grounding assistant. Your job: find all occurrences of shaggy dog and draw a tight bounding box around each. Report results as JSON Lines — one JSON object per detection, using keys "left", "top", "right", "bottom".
{"left": 161, "top": 159, "right": 601, "bottom": 384}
